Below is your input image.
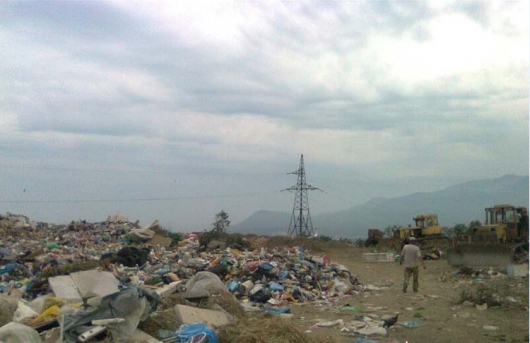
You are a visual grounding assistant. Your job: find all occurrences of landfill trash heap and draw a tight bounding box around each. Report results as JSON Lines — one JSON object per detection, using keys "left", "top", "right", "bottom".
{"left": 0, "top": 212, "right": 365, "bottom": 342}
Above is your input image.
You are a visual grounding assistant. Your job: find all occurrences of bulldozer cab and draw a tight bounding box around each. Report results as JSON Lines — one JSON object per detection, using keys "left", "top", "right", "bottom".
{"left": 413, "top": 214, "right": 441, "bottom": 236}
{"left": 479, "top": 205, "right": 528, "bottom": 242}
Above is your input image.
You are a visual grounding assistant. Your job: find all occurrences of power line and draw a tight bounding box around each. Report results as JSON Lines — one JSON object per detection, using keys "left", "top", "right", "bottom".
{"left": 308, "top": 176, "right": 356, "bottom": 205}
{"left": 0, "top": 165, "right": 289, "bottom": 177}
{"left": 0, "top": 191, "right": 278, "bottom": 204}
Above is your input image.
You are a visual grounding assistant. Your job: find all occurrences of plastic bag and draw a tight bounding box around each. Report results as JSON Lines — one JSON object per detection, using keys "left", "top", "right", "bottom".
{"left": 186, "top": 272, "right": 227, "bottom": 295}
{"left": 175, "top": 323, "right": 219, "bottom": 343}
{"left": 332, "top": 280, "right": 351, "bottom": 295}
{"left": 0, "top": 322, "right": 41, "bottom": 343}
{"left": 227, "top": 281, "right": 239, "bottom": 292}
{"left": 13, "top": 300, "right": 38, "bottom": 322}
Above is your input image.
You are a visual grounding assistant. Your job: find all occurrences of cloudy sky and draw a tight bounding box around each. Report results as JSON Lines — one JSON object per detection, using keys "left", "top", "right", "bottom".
{"left": 1, "top": 0, "right": 528, "bottom": 232}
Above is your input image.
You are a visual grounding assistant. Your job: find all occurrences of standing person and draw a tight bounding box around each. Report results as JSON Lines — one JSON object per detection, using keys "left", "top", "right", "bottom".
{"left": 400, "top": 237, "right": 426, "bottom": 293}
{"left": 518, "top": 208, "right": 528, "bottom": 241}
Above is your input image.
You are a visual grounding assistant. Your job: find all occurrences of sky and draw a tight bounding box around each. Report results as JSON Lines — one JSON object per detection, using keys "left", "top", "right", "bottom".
{"left": 0, "top": 0, "right": 528, "bottom": 232}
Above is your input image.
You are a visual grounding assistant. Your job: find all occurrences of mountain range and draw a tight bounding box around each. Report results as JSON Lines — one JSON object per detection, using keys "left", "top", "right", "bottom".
{"left": 231, "top": 174, "right": 529, "bottom": 238}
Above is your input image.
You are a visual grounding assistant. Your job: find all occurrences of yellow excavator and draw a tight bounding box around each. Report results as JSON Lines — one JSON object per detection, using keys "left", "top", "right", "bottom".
{"left": 448, "top": 204, "right": 529, "bottom": 267}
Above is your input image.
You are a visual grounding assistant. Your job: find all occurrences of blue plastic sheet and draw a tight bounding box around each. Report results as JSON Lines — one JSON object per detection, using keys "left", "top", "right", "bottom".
{"left": 174, "top": 323, "right": 219, "bottom": 343}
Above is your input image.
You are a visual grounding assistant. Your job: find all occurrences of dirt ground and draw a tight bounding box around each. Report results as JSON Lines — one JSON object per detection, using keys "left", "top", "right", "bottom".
{"left": 288, "top": 243, "right": 529, "bottom": 343}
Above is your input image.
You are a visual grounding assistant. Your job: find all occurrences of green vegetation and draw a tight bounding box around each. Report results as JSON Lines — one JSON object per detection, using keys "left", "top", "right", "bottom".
{"left": 199, "top": 211, "right": 251, "bottom": 250}
{"left": 317, "top": 235, "right": 333, "bottom": 242}
{"left": 212, "top": 210, "right": 230, "bottom": 234}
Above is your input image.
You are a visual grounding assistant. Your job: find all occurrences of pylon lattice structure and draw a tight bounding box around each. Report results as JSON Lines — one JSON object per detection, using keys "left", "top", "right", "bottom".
{"left": 283, "top": 154, "right": 320, "bottom": 237}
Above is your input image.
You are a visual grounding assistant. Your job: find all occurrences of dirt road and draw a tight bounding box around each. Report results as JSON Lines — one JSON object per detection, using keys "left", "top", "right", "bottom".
{"left": 290, "top": 244, "right": 529, "bottom": 343}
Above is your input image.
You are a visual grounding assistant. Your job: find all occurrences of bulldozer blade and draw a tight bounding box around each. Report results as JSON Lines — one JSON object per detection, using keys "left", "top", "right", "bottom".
{"left": 447, "top": 243, "right": 513, "bottom": 268}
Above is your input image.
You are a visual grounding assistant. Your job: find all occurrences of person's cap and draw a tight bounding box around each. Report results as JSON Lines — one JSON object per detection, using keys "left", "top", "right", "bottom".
{"left": 408, "top": 237, "right": 417, "bottom": 241}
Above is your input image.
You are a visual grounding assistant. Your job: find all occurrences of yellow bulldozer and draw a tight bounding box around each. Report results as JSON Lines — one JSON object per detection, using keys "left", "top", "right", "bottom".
{"left": 448, "top": 204, "right": 529, "bottom": 267}
{"left": 394, "top": 214, "right": 442, "bottom": 240}
{"left": 374, "top": 214, "right": 450, "bottom": 254}
{"left": 468, "top": 204, "right": 528, "bottom": 242}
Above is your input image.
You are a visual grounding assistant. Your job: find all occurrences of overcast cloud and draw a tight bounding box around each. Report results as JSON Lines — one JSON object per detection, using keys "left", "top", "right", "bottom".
{"left": 0, "top": 0, "right": 528, "bottom": 231}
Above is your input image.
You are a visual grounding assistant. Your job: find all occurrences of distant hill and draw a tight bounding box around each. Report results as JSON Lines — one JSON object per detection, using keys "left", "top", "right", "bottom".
{"left": 231, "top": 174, "right": 529, "bottom": 238}
{"left": 231, "top": 210, "right": 291, "bottom": 236}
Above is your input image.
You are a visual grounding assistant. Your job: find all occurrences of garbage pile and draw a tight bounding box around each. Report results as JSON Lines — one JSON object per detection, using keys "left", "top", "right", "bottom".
{"left": 0, "top": 212, "right": 365, "bottom": 342}
{"left": 448, "top": 267, "right": 528, "bottom": 310}
{"left": 222, "top": 246, "right": 363, "bottom": 310}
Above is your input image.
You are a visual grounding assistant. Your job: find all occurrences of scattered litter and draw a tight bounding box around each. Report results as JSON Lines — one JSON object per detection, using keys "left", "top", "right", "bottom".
{"left": 357, "top": 325, "right": 387, "bottom": 336}
{"left": 354, "top": 338, "right": 379, "bottom": 343}
{"left": 402, "top": 321, "right": 425, "bottom": 329}
{"left": 311, "top": 319, "right": 344, "bottom": 328}
{"left": 483, "top": 325, "right": 499, "bottom": 331}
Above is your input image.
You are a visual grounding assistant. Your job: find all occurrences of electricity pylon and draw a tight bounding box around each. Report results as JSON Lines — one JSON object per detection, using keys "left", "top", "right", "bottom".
{"left": 282, "top": 154, "right": 320, "bottom": 237}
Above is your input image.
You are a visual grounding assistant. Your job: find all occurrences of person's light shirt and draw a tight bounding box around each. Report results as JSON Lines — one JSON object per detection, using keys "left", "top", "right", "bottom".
{"left": 401, "top": 244, "right": 421, "bottom": 268}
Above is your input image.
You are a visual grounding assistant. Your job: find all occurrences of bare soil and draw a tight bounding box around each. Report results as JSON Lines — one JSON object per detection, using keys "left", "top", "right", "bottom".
{"left": 289, "top": 243, "right": 529, "bottom": 343}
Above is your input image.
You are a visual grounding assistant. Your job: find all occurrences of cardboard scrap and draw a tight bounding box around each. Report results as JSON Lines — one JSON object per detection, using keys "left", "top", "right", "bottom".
{"left": 48, "top": 275, "right": 82, "bottom": 303}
